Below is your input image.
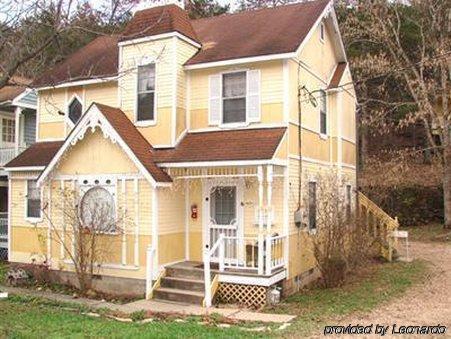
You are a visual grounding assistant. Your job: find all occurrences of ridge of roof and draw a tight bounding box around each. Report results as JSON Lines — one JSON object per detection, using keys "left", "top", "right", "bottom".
{"left": 120, "top": 4, "right": 199, "bottom": 43}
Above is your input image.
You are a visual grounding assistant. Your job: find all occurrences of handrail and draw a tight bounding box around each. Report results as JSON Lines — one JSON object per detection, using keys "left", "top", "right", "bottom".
{"left": 145, "top": 245, "right": 156, "bottom": 299}
{"left": 358, "top": 192, "right": 399, "bottom": 261}
{"left": 203, "top": 233, "right": 224, "bottom": 307}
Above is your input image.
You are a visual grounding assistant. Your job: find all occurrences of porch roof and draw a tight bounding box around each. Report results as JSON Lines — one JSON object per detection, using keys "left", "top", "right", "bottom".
{"left": 153, "top": 127, "right": 286, "bottom": 164}
{"left": 4, "top": 141, "right": 63, "bottom": 169}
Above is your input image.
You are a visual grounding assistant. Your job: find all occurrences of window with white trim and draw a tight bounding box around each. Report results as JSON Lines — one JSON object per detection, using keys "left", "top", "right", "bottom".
{"left": 26, "top": 180, "right": 41, "bottom": 219}
{"left": 308, "top": 182, "right": 317, "bottom": 231}
{"left": 136, "top": 63, "right": 156, "bottom": 122}
{"left": 68, "top": 97, "right": 82, "bottom": 124}
{"left": 2, "top": 118, "right": 15, "bottom": 143}
{"left": 209, "top": 69, "right": 260, "bottom": 126}
{"left": 346, "top": 184, "right": 352, "bottom": 220}
{"left": 80, "top": 186, "right": 116, "bottom": 233}
{"left": 320, "top": 22, "right": 325, "bottom": 41}
{"left": 319, "top": 90, "right": 327, "bottom": 135}
{"left": 222, "top": 72, "right": 246, "bottom": 124}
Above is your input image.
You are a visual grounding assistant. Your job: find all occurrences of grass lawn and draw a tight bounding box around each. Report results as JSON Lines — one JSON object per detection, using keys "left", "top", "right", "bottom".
{"left": 0, "top": 295, "right": 265, "bottom": 338}
{"left": 267, "top": 259, "right": 427, "bottom": 337}
{"left": 0, "top": 260, "right": 427, "bottom": 338}
{"left": 401, "top": 223, "right": 450, "bottom": 243}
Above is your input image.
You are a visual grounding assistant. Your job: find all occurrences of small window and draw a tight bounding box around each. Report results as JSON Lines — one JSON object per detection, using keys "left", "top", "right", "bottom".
{"left": 68, "top": 97, "right": 82, "bottom": 124}
{"left": 80, "top": 186, "right": 116, "bottom": 233}
{"left": 137, "top": 64, "right": 156, "bottom": 122}
{"left": 308, "top": 182, "right": 317, "bottom": 231}
{"left": 319, "top": 90, "right": 327, "bottom": 135}
{"left": 2, "top": 118, "right": 15, "bottom": 143}
{"left": 320, "top": 22, "right": 325, "bottom": 41}
{"left": 222, "top": 72, "right": 246, "bottom": 124}
{"left": 26, "top": 180, "right": 41, "bottom": 219}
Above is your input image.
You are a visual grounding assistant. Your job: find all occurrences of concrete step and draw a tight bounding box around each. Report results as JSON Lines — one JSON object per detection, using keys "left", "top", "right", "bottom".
{"left": 153, "top": 287, "right": 204, "bottom": 305}
{"left": 161, "top": 276, "right": 204, "bottom": 292}
{"left": 165, "top": 266, "right": 205, "bottom": 280}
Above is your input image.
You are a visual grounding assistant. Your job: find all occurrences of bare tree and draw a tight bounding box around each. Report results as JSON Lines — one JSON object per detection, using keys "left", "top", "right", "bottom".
{"left": 37, "top": 185, "right": 125, "bottom": 294}
{"left": 341, "top": 0, "right": 450, "bottom": 228}
{"left": 309, "top": 171, "right": 374, "bottom": 287}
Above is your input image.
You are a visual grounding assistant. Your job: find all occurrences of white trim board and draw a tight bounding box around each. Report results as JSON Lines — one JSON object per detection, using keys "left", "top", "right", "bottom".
{"left": 158, "top": 159, "right": 287, "bottom": 168}
{"left": 118, "top": 32, "right": 201, "bottom": 49}
{"left": 218, "top": 269, "right": 286, "bottom": 287}
{"left": 35, "top": 77, "right": 117, "bottom": 91}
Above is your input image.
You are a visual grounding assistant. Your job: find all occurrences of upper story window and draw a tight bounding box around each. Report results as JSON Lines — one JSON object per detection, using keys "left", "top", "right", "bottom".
{"left": 2, "top": 118, "right": 15, "bottom": 143}
{"left": 26, "top": 180, "right": 41, "bottom": 219}
{"left": 209, "top": 70, "right": 260, "bottom": 126}
{"left": 137, "top": 63, "right": 156, "bottom": 123}
{"left": 346, "top": 184, "right": 352, "bottom": 220}
{"left": 222, "top": 72, "right": 246, "bottom": 124}
{"left": 319, "top": 90, "right": 327, "bottom": 135}
{"left": 68, "top": 97, "right": 82, "bottom": 124}
{"left": 320, "top": 22, "right": 325, "bottom": 42}
{"left": 308, "top": 181, "right": 317, "bottom": 231}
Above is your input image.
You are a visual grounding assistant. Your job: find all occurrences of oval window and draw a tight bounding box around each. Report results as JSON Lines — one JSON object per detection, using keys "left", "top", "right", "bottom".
{"left": 80, "top": 187, "right": 115, "bottom": 232}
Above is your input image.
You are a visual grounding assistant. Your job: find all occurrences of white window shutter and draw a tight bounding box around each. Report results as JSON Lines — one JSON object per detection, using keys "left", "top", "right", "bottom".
{"left": 209, "top": 74, "right": 221, "bottom": 125}
{"left": 247, "top": 70, "right": 261, "bottom": 122}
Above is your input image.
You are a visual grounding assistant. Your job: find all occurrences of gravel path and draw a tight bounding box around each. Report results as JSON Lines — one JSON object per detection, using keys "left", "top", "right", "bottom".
{"left": 328, "top": 241, "right": 451, "bottom": 338}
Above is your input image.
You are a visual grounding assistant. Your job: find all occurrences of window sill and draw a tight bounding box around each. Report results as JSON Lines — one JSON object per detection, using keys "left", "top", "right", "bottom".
{"left": 25, "top": 217, "right": 43, "bottom": 224}
{"left": 219, "top": 122, "right": 249, "bottom": 129}
{"left": 135, "top": 120, "right": 156, "bottom": 127}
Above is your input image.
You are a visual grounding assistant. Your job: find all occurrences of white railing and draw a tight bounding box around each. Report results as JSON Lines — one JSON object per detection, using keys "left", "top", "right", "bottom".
{"left": 145, "top": 245, "right": 156, "bottom": 299}
{"left": 203, "top": 230, "right": 288, "bottom": 307}
{"left": 0, "top": 213, "right": 7, "bottom": 249}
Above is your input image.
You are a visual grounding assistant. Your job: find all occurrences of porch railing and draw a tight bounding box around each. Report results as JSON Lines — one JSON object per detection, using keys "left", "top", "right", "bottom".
{"left": 358, "top": 192, "right": 399, "bottom": 261}
{"left": 203, "top": 229, "right": 287, "bottom": 307}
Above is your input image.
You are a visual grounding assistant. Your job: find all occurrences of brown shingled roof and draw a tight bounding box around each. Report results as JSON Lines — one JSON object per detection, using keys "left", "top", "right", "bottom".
{"left": 328, "top": 62, "right": 347, "bottom": 89}
{"left": 32, "top": 35, "right": 119, "bottom": 88}
{"left": 4, "top": 141, "right": 63, "bottom": 168}
{"left": 153, "top": 128, "right": 286, "bottom": 163}
{"left": 186, "top": 0, "right": 330, "bottom": 65}
{"left": 94, "top": 103, "right": 172, "bottom": 183}
{"left": 121, "top": 4, "right": 199, "bottom": 43}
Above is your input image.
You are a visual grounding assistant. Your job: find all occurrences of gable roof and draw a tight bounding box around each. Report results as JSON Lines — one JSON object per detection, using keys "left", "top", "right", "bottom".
{"left": 32, "top": 0, "right": 335, "bottom": 88}
{"left": 121, "top": 4, "right": 199, "bottom": 43}
{"left": 186, "top": 0, "right": 330, "bottom": 65}
{"left": 4, "top": 141, "right": 63, "bottom": 169}
{"left": 94, "top": 103, "right": 171, "bottom": 183}
{"left": 153, "top": 128, "right": 286, "bottom": 164}
{"left": 32, "top": 35, "right": 119, "bottom": 88}
{"left": 15, "top": 102, "right": 171, "bottom": 185}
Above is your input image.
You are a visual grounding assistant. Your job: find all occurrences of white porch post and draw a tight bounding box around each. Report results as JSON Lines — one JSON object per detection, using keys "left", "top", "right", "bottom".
{"left": 257, "top": 165, "right": 264, "bottom": 275}
{"left": 151, "top": 187, "right": 159, "bottom": 279}
{"left": 145, "top": 245, "right": 154, "bottom": 299}
{"left": 14, "top": 107, "right": 22, "bottom": 155}
{"left": 283, "top": 166, "right": 289, "bottom": 276}
{"left": 265, "top": 165, "right": 273, "bottom": 275}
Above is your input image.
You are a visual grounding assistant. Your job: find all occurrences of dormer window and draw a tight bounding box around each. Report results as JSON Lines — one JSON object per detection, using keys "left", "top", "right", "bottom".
{"left": 68, "top": 97, "right": 82, "bottom": 124}
{"left": 136, "top": 63, "right": 156, "bottom": 123}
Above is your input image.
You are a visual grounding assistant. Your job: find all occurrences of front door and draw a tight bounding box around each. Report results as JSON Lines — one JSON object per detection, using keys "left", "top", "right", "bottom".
{"left": 204, "top": 182, "right": 243, "bottom": 262}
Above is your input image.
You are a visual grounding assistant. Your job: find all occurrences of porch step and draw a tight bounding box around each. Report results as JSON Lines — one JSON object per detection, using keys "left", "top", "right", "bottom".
{"left": 165, "top": 266, "right": 205, "bottom": 280}
{"left": 153, "top": 287, "right": 204, "bottom": 305}
{"left": 160, "top": 276, "right": 204, "bottom": 292}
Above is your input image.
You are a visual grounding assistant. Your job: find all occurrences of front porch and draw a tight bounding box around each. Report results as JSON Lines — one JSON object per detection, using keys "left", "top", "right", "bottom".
{"left": 147, "top": 163, "right": 290, "bottom": 307}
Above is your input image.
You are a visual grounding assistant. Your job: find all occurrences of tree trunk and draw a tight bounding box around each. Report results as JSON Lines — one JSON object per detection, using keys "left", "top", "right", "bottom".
{"left": 444, "top": 142, "right": 451, "bottom": 229}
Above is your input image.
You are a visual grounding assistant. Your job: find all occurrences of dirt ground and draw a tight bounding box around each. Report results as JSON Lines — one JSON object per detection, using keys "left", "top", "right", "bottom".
{"left": 332, "top": 241, "right": 451, "bottom": 337}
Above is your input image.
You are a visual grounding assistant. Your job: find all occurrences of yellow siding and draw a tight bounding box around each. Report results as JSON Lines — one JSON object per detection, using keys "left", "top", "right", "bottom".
{"left": 342, "top": 139, "right": 356, "bottom": 165}
{"left": 189, "top": 60, "right": 284, "bottom": 130}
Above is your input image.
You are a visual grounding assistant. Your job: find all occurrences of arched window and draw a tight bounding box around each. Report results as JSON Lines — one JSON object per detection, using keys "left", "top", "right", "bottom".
{"left": 68, "top": 97, "right": 82, "bottom": 124}
{"left": 80, "top": 187, "right": 116, "bottom": 232}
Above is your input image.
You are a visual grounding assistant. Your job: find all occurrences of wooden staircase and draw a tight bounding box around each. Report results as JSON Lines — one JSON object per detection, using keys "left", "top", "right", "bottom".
{"left": 152, "top": 263, "right": 210, "bottom": 305}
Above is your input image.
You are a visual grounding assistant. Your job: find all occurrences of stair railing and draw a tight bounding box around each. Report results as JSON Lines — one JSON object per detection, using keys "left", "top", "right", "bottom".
{"left": 203, "top": 233, "right": 224, "bottom": 307}
{"left": 358, "top": 192, "right": 400, "bottom": 261}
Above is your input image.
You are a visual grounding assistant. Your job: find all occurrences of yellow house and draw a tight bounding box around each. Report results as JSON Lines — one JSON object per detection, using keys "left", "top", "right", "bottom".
{"left": 4, "top": 0, "right": 358, "bottom": 307}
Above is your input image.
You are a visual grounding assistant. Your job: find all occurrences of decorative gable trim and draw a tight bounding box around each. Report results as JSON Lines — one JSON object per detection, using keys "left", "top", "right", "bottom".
{"left": 37, "top": 103, "right": 169, "bottom": 188}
